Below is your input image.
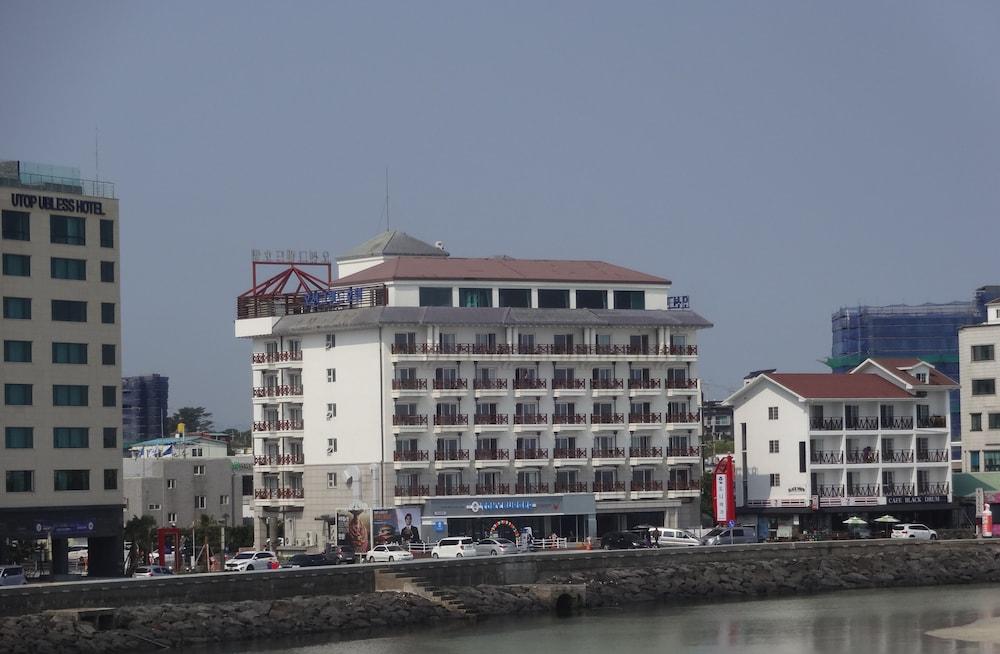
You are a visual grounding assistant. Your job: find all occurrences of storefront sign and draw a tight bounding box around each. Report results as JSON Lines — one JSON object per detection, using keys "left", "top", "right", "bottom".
{"left": 11, "top": 193, "right": 106, "bottom": 215}
{"left": 423, "top": 494, "right": 593, "bottom": 520}
{"left": 230, "top": 462, "right": 253, "bottom": 471}
{"left": 787, "top": 486, "right": 806, "bottom": 494}
{"left": 251, "top": 249, "right": 330, "bottom": 264}
{"left": 712, "top": 455, "right": 736, "bottom": 525}
{"left": 466, "top": 499, "right": 537, "bottom": 513}
{"left": 304, "top": 287, "right": 364, "bottom": 309}
{"left": 35, "top": 520, "right": 95, "bottom": 537}
{"left": 886, "top": 495, "right": 948, "bottom": 505}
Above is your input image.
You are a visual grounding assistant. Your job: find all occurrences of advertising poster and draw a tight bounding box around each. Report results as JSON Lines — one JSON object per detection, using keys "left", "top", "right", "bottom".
{"left": 336, "top": 513, "right": 349, "bottom": 546}
{"left": 371, "top": 508, "right": 423, "bottom": 544}
{"left": 396, "top": 508, "right": 422, "bottom": 544}
{"left": 344, "top": 508, "right": 370, "bottom": 553}
{"left": 372, "top": 508, "right": 397, "bottom": 545}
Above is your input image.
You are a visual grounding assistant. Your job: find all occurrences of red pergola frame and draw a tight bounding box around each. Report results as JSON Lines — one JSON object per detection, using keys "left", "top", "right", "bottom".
{"left": 241, "top": 261, "right": 332, "bottom": 298}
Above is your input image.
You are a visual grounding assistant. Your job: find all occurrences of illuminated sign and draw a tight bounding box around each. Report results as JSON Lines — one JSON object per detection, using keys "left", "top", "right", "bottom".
{"left": 10, "top": 193, "right": 105, "bottom": 215}
{"left": 466, "top": 500, "right": 538, "bottom": 513}
{"left": 304, "top": 287, "right": 364, "bottom": 309}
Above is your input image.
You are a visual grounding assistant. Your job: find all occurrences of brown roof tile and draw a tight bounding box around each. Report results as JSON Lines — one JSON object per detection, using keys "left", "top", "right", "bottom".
{"left": 766, "top": 373, "right": 913, "bottom": 399}
{"left": 865, "top": 358, "right": 958, "bottom": 387}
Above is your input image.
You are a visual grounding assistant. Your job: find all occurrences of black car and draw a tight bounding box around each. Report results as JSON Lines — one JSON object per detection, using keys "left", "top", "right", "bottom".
{"left": 331, "top": 545, "right": 356, "bottom": 564}
{"left": 600, "top": 531, "right": 651, "bottom": 550}
{"left": 283, "top": 553, "right": 334, "bottom": 568}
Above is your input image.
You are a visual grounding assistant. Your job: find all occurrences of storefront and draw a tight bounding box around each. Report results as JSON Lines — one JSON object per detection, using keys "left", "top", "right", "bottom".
{"left": 420, "top": 494, "right": 596, "bottom": 542}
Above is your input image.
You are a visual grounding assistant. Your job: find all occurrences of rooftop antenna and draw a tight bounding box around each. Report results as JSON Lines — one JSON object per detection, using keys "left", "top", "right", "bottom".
{"left": 94, "top": 126, "right": 100, "bottom": 182}
{"left": 385, "top": 166, "right": 390, "bottom": 230}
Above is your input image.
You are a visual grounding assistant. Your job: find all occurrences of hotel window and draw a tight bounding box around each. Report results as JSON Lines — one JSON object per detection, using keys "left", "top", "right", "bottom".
{"left": 191, "top": 447, "right": 203, "bottom": 457}
{"left": 769, "top": 474, "right": 781, "bottom": 487}
{"left": 2, "top": 210, "right": 30, "bottom": 240}
{"left": 327, "top": 403, "right": 336, "bottom": 417}
{"left": 973, "top": 345, "right": 995, "bottom": 361}
{"left": 100, "top": 261, "right": 114, "bottom": 282}
{"left": 220, "top": 494, "right": 230, "bottom": 505}
{"left": 103, "top": 427, "right": 117, "bottom": 448}
{"left": 167, "top": 512, "right": 177, "bottom": 523}
{"left": 613, "top": 290, "right": 645, "bottom": 310}
{"left": 167, "top": 478, "right": 176, "bottom": 489}
{"left": 768, "top": 407, "right": 779, "bottom": 420}
{"left": 537, "top": 289, "right": 570, "bottom": 309}
{"left": 53, "top": 427, "right": 88, "bottom": 448}
{"left": 394, "top": 332, "right": 416, "bottom": 349}
{"left": 972, "top": 413, "right": 983, "bottom": 431}
{"left": 194, "top": 465, "right": 205, "bottom": 476}
{"left": 518, "top": 333, "right": 535, "bottom": 351}
{"left": 990, "top": 414, "right": 1000, "bottom": 430}
{"left": 100, "top": 219, "right": 114, "bottom": 247}
{"left": 4, "top": 340, "right": 31, "bottom": 363}
{"left": 194, "top": 496, "right": 206, "bottom": 509}
{"left": 768, "top": 440, "right": 780, "bottom": 453}
{"left": 327, "top": 368, "right": 336, "bottom": 382}
{"left": 54, "top": 470, "right": 90, "bottom": 491}
{"left": 575, "top": 289, "right": 607, "bottom": 309}
{"left": 50, "top": 257, "right": 86, "bottom": 280}
{"left": 103, "top": 386, "right": 116, "bottom": 407}
{"left": 327, "top": 472, "right": 337, "bottom": 488}
{"left": 148, "top": 504, "right": 161, "bottom": 511}
{"left": 499, "top": 288, "right": 531, "bottom": 308}
{"left": 104, "top": 469, "right": 118, "bottom": 490}
{"left": 971, "top": 451, "right": 981, "bottom": 472}
{"left": 418, "top": 287, "right": 452, "bottom": 307}
{"left": 102, "top": 344, "right": 116, "bottom": 365}
{"left": 5, "top": 427, "right": 33, "bottom": 449}
{"left": 52, "top": 299, "right": 87, "bottom": 322}
{"left": 326, "top": 333, "right": 336, "bottom": 349}
{"left": 101, "top": 302, "right": 115, "bottom": 324}
{"left": 459, "top": 288, "right": 492, "bottom": 307}
{"left": 327, "top": 438, "right": 337, "bottom": 453}
{"left": 973, "top": 379, "right": 996, "bottom": 396}
{"left": 50, "top": 215, "right": 86, "bottom": 245}
{"left": 5, "top": 383, "right": 32, "bottom": 405}
{"left": 53, "top": 385, "right": 88, "bottom": 406}
{"left": 3, "top": 297, "right": 31, "bottom": 319}
{"left": 6, "top": 470, "right": 34, "bottom": 493}
{"left": 52, "top": 342, "right": 87, "bottom": 364}
{"left": 2, "top": 253, "right": 30, "bottom": 276}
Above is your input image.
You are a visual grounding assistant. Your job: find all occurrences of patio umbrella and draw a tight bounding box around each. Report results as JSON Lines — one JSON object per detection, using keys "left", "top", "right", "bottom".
{"left": 842, "top": 516, "right": 868, "bottom": 526}
{"left": 873, "top": 515, "right": 899, "bottom": 523}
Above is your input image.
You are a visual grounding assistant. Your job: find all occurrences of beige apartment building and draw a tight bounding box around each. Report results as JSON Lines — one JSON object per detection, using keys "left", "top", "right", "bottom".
{"left": 959, "top": 299, "right": 1000, "bottom": 473}
{"left": 1, "top": 161, "right": 123, "bottom": 576}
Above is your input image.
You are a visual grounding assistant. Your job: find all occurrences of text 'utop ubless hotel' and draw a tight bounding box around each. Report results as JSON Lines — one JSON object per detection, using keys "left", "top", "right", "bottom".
{"left": 235, "top": 231, "right": 711, "bottom": 550}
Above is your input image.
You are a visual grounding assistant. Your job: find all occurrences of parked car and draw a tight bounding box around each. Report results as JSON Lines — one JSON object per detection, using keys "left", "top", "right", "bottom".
{"left": 224, "top": 550, "right": 278, "bottom": 572}
{"left": 282, "top": 553, "right": 334, "bottom": 568}
{"left": 0, "top": 565, "right": 27, "bottom": 586}
{"left": 701, "top": 526, "right": 759, "bottom": 546}
{"left": 365, "top": 545, "right": 413, "bottom": 563}
{"left": 133, "top": 565, "right": 173, "bottom": 577}
{"left": 431, "top": 537, "right": 479, "bottom": 559}
{"left": 330, "top": 545, "right": 356, "bottom": 564}
{"left": 475, "top": 538, "right": 518, "bottom": 556}
{"left": 651, "top": 528, "right": 701, "bottom": 547}
{"left": 890, "top": 523, "right": 938, "bottom": 540}
{"left": 600, "top": 531, "right": 651, "bottom": 550}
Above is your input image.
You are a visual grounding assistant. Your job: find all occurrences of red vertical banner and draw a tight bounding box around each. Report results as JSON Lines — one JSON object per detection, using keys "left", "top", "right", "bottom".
{"left": 712, "top": 455, "right": 736, "bottom": 525}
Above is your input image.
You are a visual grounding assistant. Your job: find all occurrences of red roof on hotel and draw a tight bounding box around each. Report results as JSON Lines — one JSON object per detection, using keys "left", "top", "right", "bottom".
{"left": 863, "top": 358, "right": 958, "bottom": 387}
{"left": 766, "top": 373, "right": 913, "bottom": 399}
{"left": 334, "top": 257, "right": 670, "bottom": 286}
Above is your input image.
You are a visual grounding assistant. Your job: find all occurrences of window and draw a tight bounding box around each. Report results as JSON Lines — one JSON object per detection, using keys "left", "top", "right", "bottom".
{"left": 419, "top": 287, "right": 452, "bottom": 307}
{"left": 194, "top": 465, "right": 205, "bottom": 475}
{"left": 768, "top": 407, "right": 779, "bottom": 420}
{"left": 973, "top": 344, "right": 995, "bottom": 362}
{"left": 102, "top": 386, "right": 116, "bottom": 407}
{"left": 104, "top": 469, "right": 118, "bottom": 490}
{"left": 5, "top": 384, "right": 32, "bottom": 405}
{"left": 191, "top": 447, "right": 203, "bottom": 457}
{"left": 326, "top": 333, "right": 336, "bottom": 349}
{"left": 148, "top": 504, "right": 161, "bottom": 511}
{"left": 973, "top": 379, "right": 996, "bottom": 396}
{"left": 100, "top": 219, "right": 113, "bottom": 247}
{"left": 54, "top": 470, "right": 89, "bottom": 491}
{"left": 102, "top": 344, "right": 116, "bottom": 365}
{"left": 575, "top": 289, "right": 607, "bottom": 309}
{"left": 499, "top": 288, "right": 531, "bottom": 307}
{"left": 52, "top": 299, "right": 87, "bottom": 322}
{"left": 167, "top": 512, "right": 177, "bottom": 523}
{"left": 769, "top": 474, "right": 781, "bottom": 488}
{"left": 971, "top": 451, "right": 981, "bottom": 472}
{"left": 166, "top": 478, "right": 176, "bottom": 489}
{"left": 50, "top": 215, "right": 86, "bottom": 245}
{"left": 972, "top": 413, "right": 983, "bottom": 431}
{"left": 768, "top": 440, "right": 780, "bottom": 453}
{"left": 458, "top": 287, "right": 492, "bottom": 308}
{"left": 50, "top": 257, "right": 86, "bottom": 280}
{"left": 2, "top": 210, "right": 30, "bottom": 240}
{"left": 5, "top": 470, "right": 33, "bottom": 493}
{"left": 2, "top": 253, "right": 30, "bottom": 276}
{"left": 103, "top": 427, "right": 117, "bottom": 448}
{"left": 990, "top": 414, "right": 1000, "bottom": 430}
{"left": 613, "top": 290, "right": 645, "bottom": 310}
{"left": 327, "top": 368, "right": 336, "bottom": 382}
{"left": 53, "top": 385, "right": 88, "bottom": 406}
{"left": 4, "top": 340, "right": 31, "bottom": 362}
{"left": 194, "top": 496, "right": 206, "bottom": 509}
{"left": 100, "top": 261, "right": 114, "bottom": 282}
{"left": 220, "top": 494, "right": 230, "bottom": 505}
{"left": 53, "top": 428, "right": 89, "bottom": 448}
{"left": 52, "top": 342, "right": 87, "bottom": 364}
{"left": 5, "top": 427, "right": 33, "bottom": 449}
{"left": 101, "top": 302, "right": 115, "bottom": 324}
{"left": 327, "top": 438, "right": 338, "bottom": 453}
{"left": 3, "top": 297, "right": 31, "bottom": 319}
{"left": 327, "top": 472, "right": 338, "bottom": 488}
{"left": 537, "top": 289, "right": 570, "bottom": 308}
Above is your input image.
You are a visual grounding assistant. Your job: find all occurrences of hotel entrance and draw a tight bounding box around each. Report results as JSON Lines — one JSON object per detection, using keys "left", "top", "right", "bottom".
{"left": 420, "top": 494, "right": 596, "bottom": 544}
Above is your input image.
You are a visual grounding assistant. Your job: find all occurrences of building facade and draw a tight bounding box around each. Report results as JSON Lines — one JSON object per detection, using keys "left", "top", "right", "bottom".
{"left": 122, "top": 374, "right": 169, "bottom": 445}
{"left": 726, "top": 358, "right": 955, "bottom": 538}
{"left": 958, "top": 299, "right": 1000, "bottom": 473}
{"left": 235, "top": 231, "right": 711, "bottom": 550}
{"left": 0, "top": 160, "right": 123, "bottom": 575}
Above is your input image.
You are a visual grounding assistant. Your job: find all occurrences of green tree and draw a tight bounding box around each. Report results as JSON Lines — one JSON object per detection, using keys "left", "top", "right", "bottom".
{"left": 165, "top": 407, "right": 214, "bottom": 434}
{"left": 123, "top": 514, "right": 158, "bottom": 574}
{"left": 224, "top": 428, "right": 252, "bottom": 454}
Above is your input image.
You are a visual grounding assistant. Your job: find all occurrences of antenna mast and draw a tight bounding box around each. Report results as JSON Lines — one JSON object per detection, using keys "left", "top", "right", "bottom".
{"left": 385, "top": 166, "right": 390, "bottom": 230}
{"left": 95, "top": 126, "right": 100, "bottom": 182}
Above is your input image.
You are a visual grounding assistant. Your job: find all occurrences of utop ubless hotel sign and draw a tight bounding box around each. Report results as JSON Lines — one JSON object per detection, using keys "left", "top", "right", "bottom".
{"left": 10, "top": 192, "right": 107, "bottom": 215}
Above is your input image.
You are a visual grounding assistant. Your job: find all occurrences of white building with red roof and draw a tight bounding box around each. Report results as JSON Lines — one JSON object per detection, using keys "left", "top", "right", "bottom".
{"left": 724, "top": 358, "right": 955, "bottom": 536}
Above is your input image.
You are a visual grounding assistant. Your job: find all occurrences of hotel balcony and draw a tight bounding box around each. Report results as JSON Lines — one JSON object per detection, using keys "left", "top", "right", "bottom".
{"left": 251, "top": 350, "right": 303, "bottom": 366}
{"left": 846, "top": 416, "right": 880, "bottom": 431}
{"left": 593, "top": 481, "right": 627, "bottom": 500}
{"left": 665, "top": 412, "right": 700, "bottom": 428}
{"left": 388, "top": 342, "right": 699, "bottom": 359}
{"left": 253, "top": 454, "right": 304, "bottom": 470}
{"left": 628, "top": 413, "right": 663, "bottom": 429}
{"left": 666, "top": 479, "right": 701, "bottom": 498}
{"left": 629, "top": 446, "right": 664, "bottom": 464}
{"left": 514, "top": 379, "right": 548, "bottom": 396}
{"left": 474, "top": 448, "right": 511, "bottom": 468}
{"left": 590, "top": 378, "right": 624, "bottom": 395}
{"left": 514, "top": 414, "right": 548, "bottom": 429}
{"left": 474, "top": 413, "right": 509, "bottom": 432}
{"left": 883, "top": 483, "right": 915, "bottom": 497}
{"left": 476, "top": 483, "right": 511, "bottom": 495}
{"left": 630, "top": 480, "right": 664, "bottom": 499}
{"left": 809, "top": 417, "right": 844, "bottom": 431}
{"left": 392, "top": 414, "right": 428, "bottom": 433}
{"left": 665, "top": 446, "right": 700, "bottom": 464}
{"left": 252, "top": 385, "right": 303, "bottom": 400}
{"left": 818, "top": 484, "right": 845, "bottom": 497}
{"left": 391, "top": 378, "right": 428, "bottom": 397}
{"left": 555, "top": 481, "right": 589, "bottom": 493}
{"left": 628, "top": 379, "right": 661, "bottom": 397}
{"left": 553, "top": 447, "right": 589, "bottom": 467}
{"left": 917, "top": 416, "right": 948, "bottom": 429}
{"left": 473, "top": 378, "right": 508, "bottom": 397}
{"left": 591, "top": 413, "right": 624, "bottom": 425}
{"left": 552, "top": 378, "right": 587, "bottom": 397}
{"left": 433, "top": 484, "right": 471, "bottom": 496}
{"left": 253, "top": 487, "right": 304, "bottom": 507}
{"left": 394, "top": 485, "right": 431, "bottom": 504}
{"left": 552, "top": 414, "right": 588, "bottom": 431}
{"left": 881, "top": 450, "right": 915, "bottom": 464}
{"left": 433, "top": 414, "right": 469, "bottom": 431}
{"left": 432, "top": 379, "right": 468, "bottom": 397}
{"left": 665, "top": 378, "right": 699, "bottom": 395}
{"left": 847, "top": 484, "right": 881, "bottom": 498}
{"left": 434, "top": 449, "right": 470, "bottom": 469}
{"left": 515, "top": 482, "right": 550, "bottom": 494}
{"left": 514, "top": 448, "right": 550, "bottom": 467}
{"left": 810, "top": 450, "right": 844, "bottom": 465}
{"left": 393, "top": 449, "right": 430, "bottom": 470}
{"left": 846, "top": 450, "right": 880, "bottom": 464}
{"left": 253, "top": 420, "right": 304, "bottom": 433}
{"left": 917, "top": 449, "right": 950, "bottom": 463}
{"left": 918, "top": 482, "right": 950, "bottom": 496}
{"left": 591, "top": 447, "right": 627, "bottom": 466}
{"left": 881, "top": 417, "right": 914, "bottom": 430}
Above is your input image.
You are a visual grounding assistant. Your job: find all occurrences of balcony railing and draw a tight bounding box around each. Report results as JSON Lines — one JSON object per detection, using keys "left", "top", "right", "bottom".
{"left": 883, "top": 483, "right": 915, "bottom": 496}
{"left": 665, "top": 412, "right": 700, "bottom": 423}
{"left": 628, "top": 413, "right": 662, "bottom": 424}
{"left": 666, "top": 446, "right": 700, "bottom": 457}
{"left": 590, "top": 379, "right": 624, "bottom": 390}
{"left": 592, "top": 447, "right": 626, "bottom": 458}
{"left": 388, "top": 343, "right": 699, "bottom": 356}
{"left": 848, "top": 484, "right": 880, "bottom": 497}
{"left": 552, "top": 413, "right": 588, "bottom": 425}
{"left": 434, "top": 449, "right": 470, "bottom": 461}
{"left": 393, "top": 450, "right": 429, "bottom": 462}
{"left": 881, "top": 450, "right": 915, "bottom": 463}
{"left": 593, "top": 481, "right": 626, "bottom": 492}
{"left": 810, "top": 450, "right": 844, "bottom": 464}
{"left": 514, "top": 378, "right": 548, "bottom": 390}
{"left": 253, "top": 454, "right": 304, "bottom": 466}
{"left": 474, "top": 413, "right": 509, "bottom": 425}
{"left": 917, "top": 449, "right": 949, "bottom": 462}
{"left": 434, "top": 484, "right": 471, "bottom": 496}
{"left": 818, "top": 484, "right": 845, "bottom": 497}
{"left": 666, "top": 479, "right": 701, "bottom": 491}
{"left": 253, "top": 420, "right": 304, "bottom": 432}
{"left": 880, "top": 416, "right": 914, "bottom": 430}
{"left": 433, "top": 379, "right": 468, "bottom": 391}
{"left": 553, "top": 447, "right": 588, "bottom": 459}
{"left": 552, "top": 378, "right": 587, "bottom": 390}
{"left": 251, "top": 350, "right": 303, "bottom": 364}
{"left": 473, "top": 379, "right": 508, "bottom": 390}
{"left": 665, "top": 378, "right": 699, "bottom": 389}
{"left": 254, "top": 488, "right": 304, "bottom": 500}
{"left": 392, "top": 379, "right": 428, "bottom": 390}
{"left": 628, "top": 379, "right": 662, "bottom": 390}
{"left": 918, "top": 482, "right": 950, "bottom": 495}
{"left": 630, "top": 480, "right": 663, "bottom": 492}
{"left": 591, "top": 413, "right": 624, "bottom": 424}
{"left": 846, "top": 450, "right": 880, "bottom": 464}
{"left": 252, "top": 385, "right": 303, "bottom": 398}
{"left": 629, "top": 446, "right": 664, "bottom": 458}
{"left": 434, "top": 414, "right": 469, "bottom": 426}
{"left": 809, "top": 417, "right": 844, "bottom": 430}
{"left": 474, "top": 448, "right": 510, "bottom": 461}
{"left": 392, "top": 414, "right": 428, "bottom": 426}
{"left": 555, "top": 481, "right": 589, "bottom": 493}
{"left": 846, "top": 416, "right": 879, "bottom": 430}
{"left": 514, "top": 448, "right": 550, "bottom": 460}
{"left": 471, "top": 344, "right": 515, "bottom": 355}
{"left": 476, "top": 483, "right": 511, "bottom": 495}
{"left": 394, "top": 485, "right": 430, "bottom": 497}
{"left": 514, "top": 414, "right": 548, "bottom": 425}
{"left": 515, "top": 482, "right": 550, "bottom": 494}
{"left": 917, "top": 416, "right": 947, "bottom": 429}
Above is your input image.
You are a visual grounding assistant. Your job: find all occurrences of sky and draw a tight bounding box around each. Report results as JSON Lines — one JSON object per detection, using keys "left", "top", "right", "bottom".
{"left": 3, "top": 2, "right": 1000, "bottom": 429}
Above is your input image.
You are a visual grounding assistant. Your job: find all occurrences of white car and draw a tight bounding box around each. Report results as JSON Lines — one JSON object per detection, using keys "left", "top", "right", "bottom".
{"left": 890, "top": 523, "right": 938, "bottom": 540}
{"left": 651, "top": 528, "right": 700, "bottom": 547}
{"left": 224, "top": 551, "right": 278, "bottom": 571}
{"left": 133, "top": 565, "right": 173, "bottom": 577}
{"left": 475, "top": 538, "right": 518, "bottom": 556}
{"left": 431, "top": 537, "right": 478, "bottom": 559}
{"left": 0, "top": 565, "right": 27, "bottom": 586}
{"left": 365, "top": 545, "right": 413, "bottom": 563}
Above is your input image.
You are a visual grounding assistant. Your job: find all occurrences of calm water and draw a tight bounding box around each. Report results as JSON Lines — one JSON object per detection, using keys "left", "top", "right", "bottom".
{"left": 214, "top": 584, "right": 1000, "bottom": 654}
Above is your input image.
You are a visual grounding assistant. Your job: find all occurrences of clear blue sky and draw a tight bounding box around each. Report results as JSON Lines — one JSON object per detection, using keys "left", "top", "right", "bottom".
{"left": 3, "top": 2, "right": 1000, "bottom": 428}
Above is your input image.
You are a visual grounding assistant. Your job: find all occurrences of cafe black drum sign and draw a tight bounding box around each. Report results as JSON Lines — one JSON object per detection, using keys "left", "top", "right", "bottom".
{"left": 11, "top": 193, "right": 106, "bottom": 215}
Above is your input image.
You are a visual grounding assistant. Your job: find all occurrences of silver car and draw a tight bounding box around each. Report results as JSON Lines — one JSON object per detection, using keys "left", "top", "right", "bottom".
{"left": 651, "top": 528, "right": 701, "bottom": 547}
{"left": 0, "top": 565, "right": 27, "bottom": 586}
{"left": 475, "top": 538, "right": 518, "bottom": 556}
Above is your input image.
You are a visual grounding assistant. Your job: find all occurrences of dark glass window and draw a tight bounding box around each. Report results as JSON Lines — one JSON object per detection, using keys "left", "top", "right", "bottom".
{"left": 973, "top": 379, "right": 996, "bottom": 396}
{"left": 4, "top": 384, "right": 32, "bottom": 405}
{"left": 3, "top": 297, "right": 31, "bottom": 319}
{"left": 242, "top": 475, "right": 253, "bottom": 496}
{"left": 53, "top": 384, "right": 88, "bottom": 406}
{"left": 101, "top": 302, "right": 115, "bottom": 324}
{"left": 5, "top": 470, "right": 33, "bottom": 493}
{"left": 50, "top": 215, "right": 86, "bottom": 245}
{"left": 54, "top": 470, "right": 90, "bottom": 491}
{"left": 2, "top": 211, "right": 30, "bottom": 240}
{"left": 50, "top": 257, "right": 86, "bottom": 280}
{"left": 3, "top": 340, "right": 31, "bottom": 362}
{"left": 102, "top": 344, "right": 116, "bottom": 365}
{"left": 53, "top": 427, "right": 89, "bottom": 448}
{"left": 537, "top": 289, "right": 570, "bottom": 308}
{"left": 2, "top": 253, "right": 30, "bottom": 276}
{"left": 973, "top": 345, "right": 996, "bottom": 362}
{"left": 5, "top": 427, "right": 33, "bottom": 449}
{"left": 102, "top": 385, "right": 116, "bottom": 407}
{"left": 499, "top": 288, "right": 531, "bottom": 308}
{"left": 52, "top": 342, "right": 87, "bottom": 364}
{"left": 575, "top": 289, "right": 608, "bottom": 309}
{"left": 103, "top": 427, "right": 117, "bottom": 448}
{"left": 100, "top": 261, "right": 114, "bottom": 282}
{"left": 52, "top": 299, "right": 86, "bottom": 322}
{"left": 104, "top": 469, "right": 118, "bottom": 490}
{"left": 100, "top": 219, "right": 114, "bottom": 248}
{"left": 419, "top": 287, "right": 452, "bottom": 307}
{"left": 613, "top": 290, "right": 645, "bottom": 310}
{"left": 459, "top": 288, "right": 492, "bottom": 307}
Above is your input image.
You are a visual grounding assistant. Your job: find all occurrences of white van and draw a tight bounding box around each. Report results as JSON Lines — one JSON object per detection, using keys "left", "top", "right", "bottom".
{"left": 651, "top": 528, "right": 700, "bottom": 547}
{"left": 431, "top": 537, "right": 478, "bottom": 559}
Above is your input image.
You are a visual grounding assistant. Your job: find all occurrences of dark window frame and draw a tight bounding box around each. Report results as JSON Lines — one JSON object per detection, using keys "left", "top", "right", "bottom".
{"left": 54, "top": 469, "right": 90, "bottom": 491}
{"left": 50, "top": 257, "right": 87, "bottom": 280}
{"left": 418, "top": 287, "right": 452, "bottom": 307}
{"left": 575, "top": 289, "right": 608, "bottom": 309}
{"left": 498, "top": 288, "right": 531, "bottom": 308}
{"left": 3, "top": 340, "right": 32, "bottom": 363}
{"left": 2, "top": 253, "right": 30, "bottom": 276}
{"left": 537, "top": 289, "right": 570, "bottom": 309}
{"left": 3, "top": 297, "right": 31, "bottom": 319}
{"left": 52, "top": 299, "right": 87, "bottom": 322}
{"left": 5, "top": 427, "right": 33, "bottom": 449}
{"left": 50, "top": 215, "right": 86, "bottom": 246}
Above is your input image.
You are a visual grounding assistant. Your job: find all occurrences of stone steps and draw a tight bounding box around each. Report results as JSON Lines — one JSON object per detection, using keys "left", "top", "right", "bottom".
{"left": 373, "top": 571, "right": 471, "bottom": 615}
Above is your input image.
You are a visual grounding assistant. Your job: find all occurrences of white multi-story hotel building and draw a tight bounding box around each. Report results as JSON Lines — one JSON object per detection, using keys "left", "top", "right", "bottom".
{"left": 725, "top": 358, "right": 955, "bottom": 537}
{"left": 1, "top": 161, "right": 123, "bottom": 575}
{"left": 958, "top": 299, "right": 1000, "bottom": 473}
{"left": 235, "top": 231, "right": 711, "bottom": 549}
